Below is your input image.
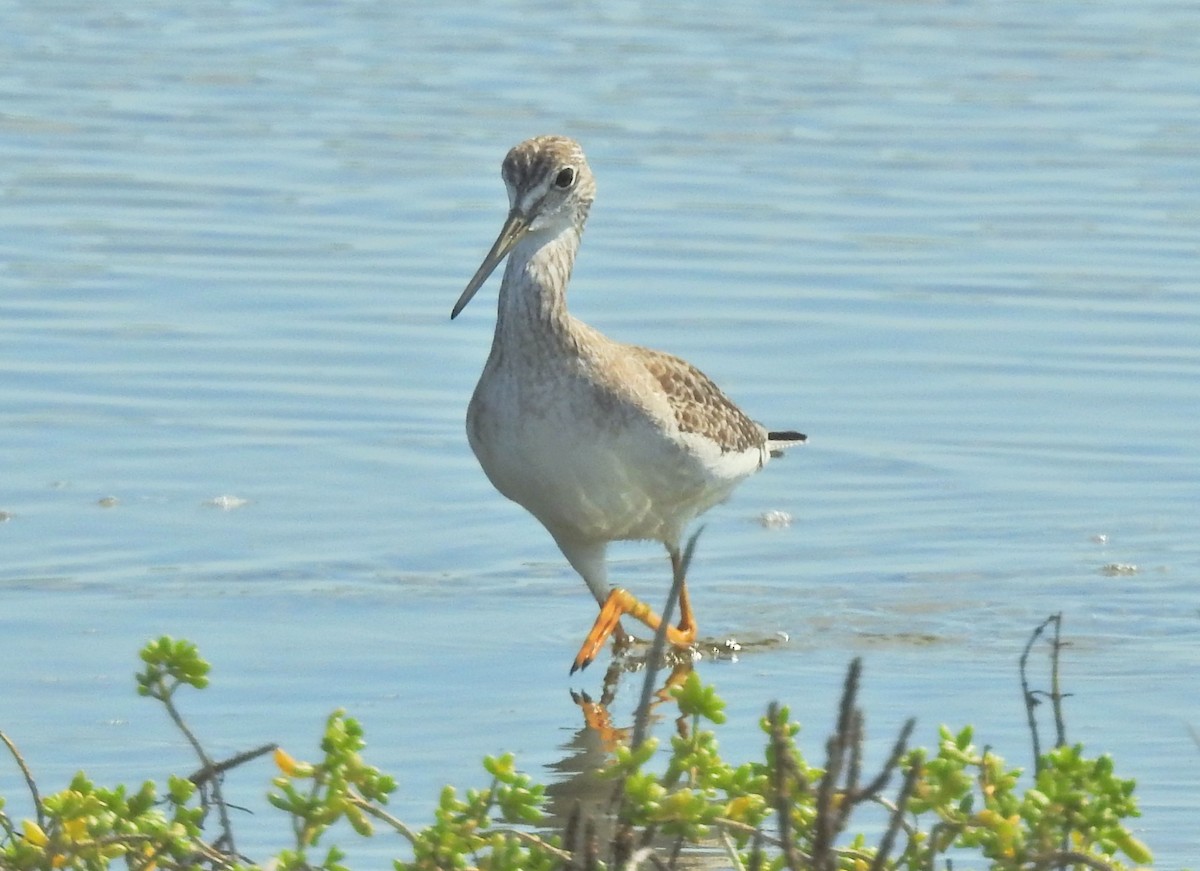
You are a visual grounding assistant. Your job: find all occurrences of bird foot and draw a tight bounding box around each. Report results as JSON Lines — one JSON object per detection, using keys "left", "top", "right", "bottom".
{"left": 570, "top": 587, "right": 696, "bottom": 674}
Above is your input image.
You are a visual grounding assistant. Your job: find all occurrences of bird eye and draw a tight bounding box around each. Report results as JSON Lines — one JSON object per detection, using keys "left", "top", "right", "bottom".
{"left": 554, "top": 167, "right": 576, "bottom": 189}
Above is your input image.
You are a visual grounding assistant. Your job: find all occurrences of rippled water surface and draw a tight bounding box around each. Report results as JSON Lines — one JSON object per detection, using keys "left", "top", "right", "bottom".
{"left": 3, "top": 0, "right": 1198, "bottom": 865}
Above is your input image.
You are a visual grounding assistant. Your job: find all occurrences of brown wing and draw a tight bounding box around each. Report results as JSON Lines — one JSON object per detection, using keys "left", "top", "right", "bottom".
{"left": 630, "top": 346, "right": 766, "bottom": 454}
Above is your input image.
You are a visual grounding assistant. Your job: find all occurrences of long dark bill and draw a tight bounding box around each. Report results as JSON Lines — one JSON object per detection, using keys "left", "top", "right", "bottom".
{"left": 450, "top": 209, "right": 530, "bottom": 320}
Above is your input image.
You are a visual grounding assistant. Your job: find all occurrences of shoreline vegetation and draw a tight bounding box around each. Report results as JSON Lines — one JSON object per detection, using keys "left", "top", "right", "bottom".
{"left": 0, "top": 609, "right": 1156, "bottom": 870}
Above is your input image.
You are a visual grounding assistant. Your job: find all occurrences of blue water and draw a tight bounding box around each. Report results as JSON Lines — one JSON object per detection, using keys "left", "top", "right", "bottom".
{"left": 2, "top": 0, "right": 1198, "bottom": 866}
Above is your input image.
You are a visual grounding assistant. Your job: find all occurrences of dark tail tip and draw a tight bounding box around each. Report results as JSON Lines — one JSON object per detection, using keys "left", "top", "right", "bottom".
{"left": 768, "top": 430, "right": 807, "bottom": 443}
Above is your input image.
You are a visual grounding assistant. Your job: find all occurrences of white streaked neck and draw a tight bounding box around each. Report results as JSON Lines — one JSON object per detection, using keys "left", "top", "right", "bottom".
{"left": 495, "top": 225, "right": 581, "bottom": 341}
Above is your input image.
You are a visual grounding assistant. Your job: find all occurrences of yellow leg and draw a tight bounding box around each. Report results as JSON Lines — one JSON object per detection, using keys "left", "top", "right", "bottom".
{"left": 570, "top": 566, "right": 697, "bottom": 674}
{"left": 670, "top": 547, "right": 696, "bottom": 637}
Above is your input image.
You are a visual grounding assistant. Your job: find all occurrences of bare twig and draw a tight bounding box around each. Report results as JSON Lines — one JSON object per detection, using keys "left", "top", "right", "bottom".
{"left": 1020, "top": 613, "right": 1069, "bottom": 774}
{"left": 584, "top": 815, "right": 599, "bottom": 871}
{"left": 494, "top": 826, "right": 575, "bottom": 861}
{"left": 867, "top": 794, "right": 920, "bottom": 841}
{"left": 612, "top": 811, "right": 637, "bottom": 870}
{"left": 810, "top": 659, "right": 917, "bottom": 871}
{"left": 563, "top": 801, "right": 581, "bottom": 866}
{"left": 189, "top": 835, "right": 238, "bottom": 867}
{"left": 812, "top": 659, "right": 863, "bottom": 869}
{"left": 1032, "top": 850, "right": 1120, "bottom": 871}
{"left": 188, "top": 742, "right": 277, "bottom": 787}
{"left": 345, "top": 793, "right": 420, "bottom": 843}
{"left": 1047, "top": 614, "right": 1067, "bottom": 749}
{"left": 563, "top": 804, "right": 596, "bottom": 871}
{"left": 0, "top": 731, "right": 43, "bottom": 826}
{"left": 747, "top": 827, "right": 764, "bottom": 871}
{"left": 612, "top": 530, "right": 704, "bottom": 870}
{"left": 717, "top": 825, "right": 748, "bottom": 871}
{"left": 869, "top": 750, "right": 920, "bottom": 871}
{"left": 1020, "top": 615, "right": 1048, "bottom": 765}
{"left": 667, "top": 833, "right": 685, "bottom": 870}
{"left": 157, "top": 682, "right": 238, "bottom": 855}
{"left": 853, "top": 717, "right": 915, "bottom": 802}
{"left": 766, "top": 702, "right": 807, "bottom": 870}
{"left": 631, "top": 527, "right": 703, "bottom": 752}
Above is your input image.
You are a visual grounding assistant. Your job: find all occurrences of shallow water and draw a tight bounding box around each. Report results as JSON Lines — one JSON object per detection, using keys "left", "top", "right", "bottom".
{"left": 2, "top": 0, "right": 1198, "bottom": 865}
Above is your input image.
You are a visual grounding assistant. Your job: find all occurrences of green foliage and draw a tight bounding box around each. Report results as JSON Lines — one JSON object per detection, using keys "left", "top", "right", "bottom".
{"left": 400, "top": 754, "right": 556, "bottom": 871}
{"left": 904, "top": 726, "right": 1152, "bottom": 868}
{"left": 268, "top": 713, "right": 556, "bottom": 871}
{"left": 907, "top": 729, "right": 1152, "bottom": 871}
{"left": 0, "top": 637, "right": 218, "bottom": 871}
{"left": 0, "top": 772, "right": 203, "bottom": 871}
{"left": 610, "top": 672, "right": 786, "bottom": 846}
{"left": 136, "top": 636, "right": 210, "bottom": 699}
{"left": 0, "top": 637, "right": 1160, "bottom": 871}
{"left": 598, "top": 672, "right": 1152, "bottom": 870}
{"left": 268, "top": 709, "right": 398, "bottom": 870}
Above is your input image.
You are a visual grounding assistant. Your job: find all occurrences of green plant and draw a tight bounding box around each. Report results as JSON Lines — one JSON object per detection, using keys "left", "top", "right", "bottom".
{"left": 904, "top": 725, "right": 1151, "bottom": 869}
{"left": 0, "top": 628, "right": 1158, "bottom": 871}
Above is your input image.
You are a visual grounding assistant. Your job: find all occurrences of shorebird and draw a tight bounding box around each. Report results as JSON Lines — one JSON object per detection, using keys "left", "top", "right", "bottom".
{"left": 451, "top": 135, "right": 805, "bottom": 672}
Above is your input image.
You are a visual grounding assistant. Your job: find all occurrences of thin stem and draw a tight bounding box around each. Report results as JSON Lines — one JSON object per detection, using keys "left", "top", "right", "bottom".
{"left": 631, "top": 527, "right": 702, "bottom": 752}
{"left": 869, "top": 753, "right": 920, "bottom": 871}
{"left": 346, "top": 793, "right": 420, "bottom": 844}
{"left": 717, "top": 826, "right": 747, "bottom": 871}
{"left": 157, "top": 679, "right": 237, "bottom": 856}
{"left": 853, "top": 718, "right": 915, "bottom": 802}
{"left": 1049, "top": 614, "right": 1068, "bottom": 748}
{"left": 1033, "top": 851, "right": 1120, "bottom": 871}
{"left": 0, "top": 731, "right": 43, "bottom": 827}
{"left": 767, "top": 702, "right": 806, "bottom": 870}
{"left": 1019, "top": 616, "right": 1052, "bottom": 771}
{"left": 188, "top": 743, "right": 277, "bottom": 786}
{"left": 494, "top": 827, "right": 575, "bottom": 862}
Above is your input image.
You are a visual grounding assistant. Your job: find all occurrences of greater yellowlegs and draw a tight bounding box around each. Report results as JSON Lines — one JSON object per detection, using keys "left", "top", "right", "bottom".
{"left": 451, "top": 135, "right": 805, "bottom": 672}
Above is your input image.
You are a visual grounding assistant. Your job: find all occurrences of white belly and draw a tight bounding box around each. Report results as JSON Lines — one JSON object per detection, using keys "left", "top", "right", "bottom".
{"left": 466, "top": 363, "right": 765, "bottom": 546}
